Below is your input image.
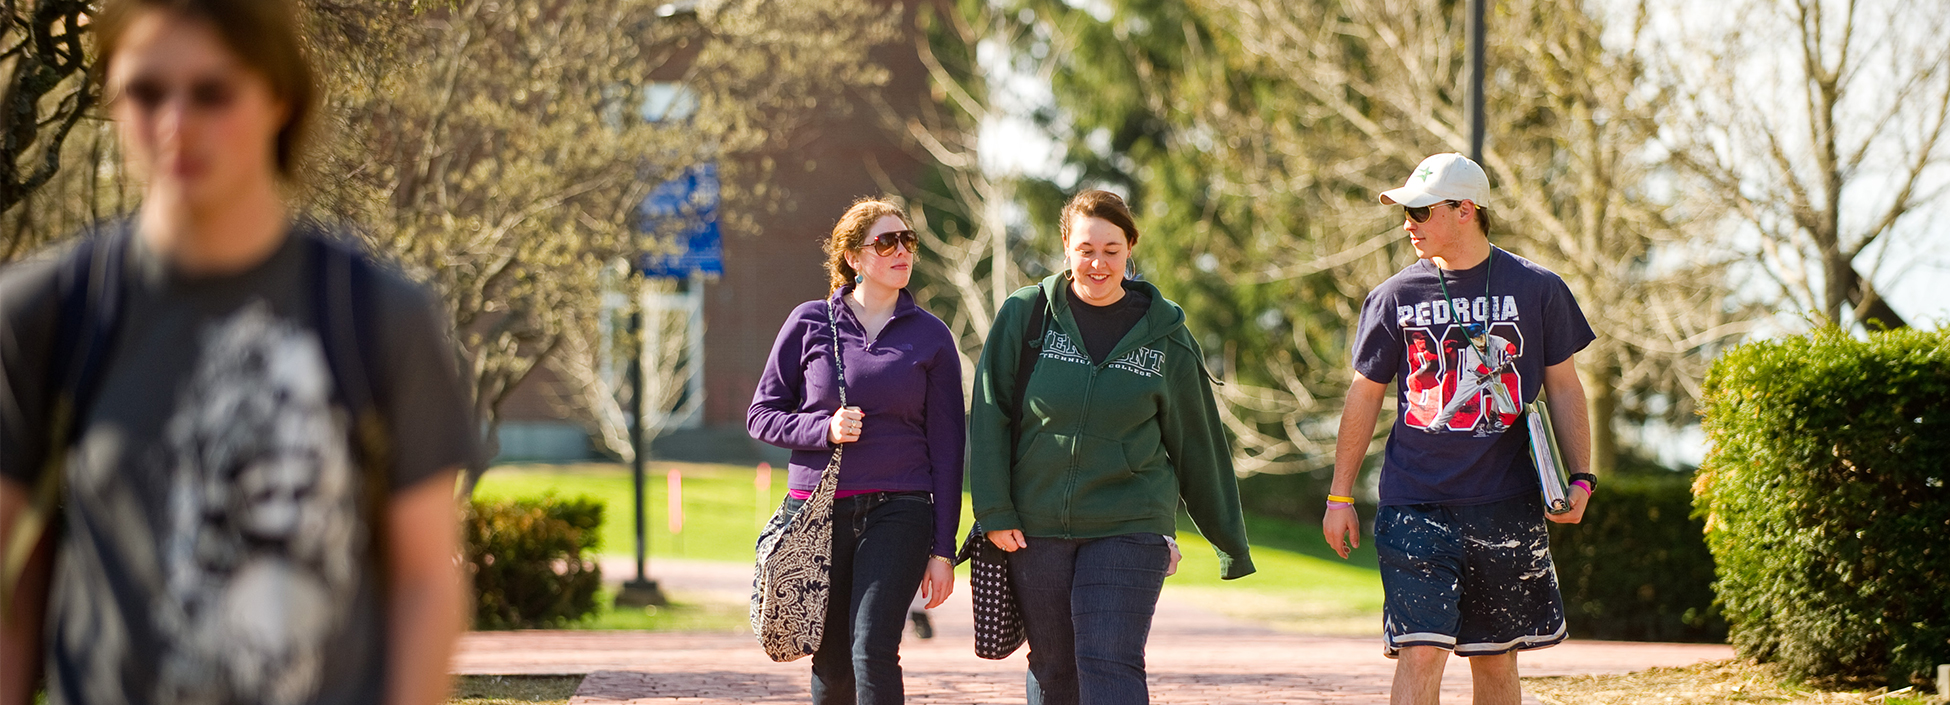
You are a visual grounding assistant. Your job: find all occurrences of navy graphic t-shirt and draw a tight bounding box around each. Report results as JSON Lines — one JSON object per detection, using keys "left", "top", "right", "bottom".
{"left": 1352, "top": 248, "right": 1594, "bottom": 506}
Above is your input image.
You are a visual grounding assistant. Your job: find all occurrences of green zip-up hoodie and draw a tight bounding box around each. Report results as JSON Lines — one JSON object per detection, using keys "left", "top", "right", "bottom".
{"left": 970, "top": 274, "right": 1255, "bottom": 580}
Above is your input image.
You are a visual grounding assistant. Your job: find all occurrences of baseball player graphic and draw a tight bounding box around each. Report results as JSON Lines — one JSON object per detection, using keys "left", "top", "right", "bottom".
{"left": 1432, "top": 323, "right": 1519, "bottom": 434}
{"left": 1404, "top": 331, "right": 1444, "bottom": 425}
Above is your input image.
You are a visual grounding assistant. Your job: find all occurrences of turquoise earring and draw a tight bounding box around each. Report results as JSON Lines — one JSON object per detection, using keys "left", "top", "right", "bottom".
{"left": 855, "top": 274, "right": 863, "bottom": 284}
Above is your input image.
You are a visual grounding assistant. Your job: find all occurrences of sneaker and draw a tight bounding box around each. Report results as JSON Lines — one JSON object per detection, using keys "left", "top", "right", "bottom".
{"left": 910, "top": 610, "right": 933, "bottom": 639}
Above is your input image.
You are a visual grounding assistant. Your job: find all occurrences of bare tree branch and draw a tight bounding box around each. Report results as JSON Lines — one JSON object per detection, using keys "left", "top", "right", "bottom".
{"left": 1660, "top": 0, "right": 1950, "bottom": 329}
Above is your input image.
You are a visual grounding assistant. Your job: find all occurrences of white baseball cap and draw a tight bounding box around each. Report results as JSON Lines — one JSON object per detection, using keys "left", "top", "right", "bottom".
{"left": 1379, "top": 153, "right": 1491, "bottom": 209}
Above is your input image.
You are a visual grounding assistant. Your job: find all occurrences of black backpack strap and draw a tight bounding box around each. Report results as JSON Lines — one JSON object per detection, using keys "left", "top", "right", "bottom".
{"left": 47, "top": 240, "right": 97, "bottom": 409}
{"left": 1008, "top": 288, "right": 1048, "bottom": 441}
{"left": 305, "top": 232, "right": 397, "bottom": 559}
{"left": 4, "top": 222, "right": 131, "bottom": 611}
{"left": 307, "top": 231, "right": 391, "bottom": 463}
{"left": 309, "top": 233, "right": 382, "bottom": 422}
{"left": 51, "top": 222, "right": 132, "bottom": 425}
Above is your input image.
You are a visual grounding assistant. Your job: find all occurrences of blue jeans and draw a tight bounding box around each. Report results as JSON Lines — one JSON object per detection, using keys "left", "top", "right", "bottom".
{"left": 1008, "top": 533, "right": 1171, "bottom": 705}
{"left": 781, "top": 491, "right": 933, "bottom": 705}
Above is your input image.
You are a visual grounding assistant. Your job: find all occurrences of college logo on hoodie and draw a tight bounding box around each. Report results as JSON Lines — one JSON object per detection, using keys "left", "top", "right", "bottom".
{"left": 1041, "top": 330, "right": 1165, "bottom": 378}
{"left": 1109, "top": 347, "right": 1165, "bottom": 378}
{"left": 1041, "top": 330, "right": 1092, "bottom": 366}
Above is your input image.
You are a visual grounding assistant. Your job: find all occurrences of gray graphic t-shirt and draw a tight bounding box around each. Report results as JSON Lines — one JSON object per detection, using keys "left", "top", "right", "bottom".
{"left": 0, "top": 227, "right": 477, "bottom": 705}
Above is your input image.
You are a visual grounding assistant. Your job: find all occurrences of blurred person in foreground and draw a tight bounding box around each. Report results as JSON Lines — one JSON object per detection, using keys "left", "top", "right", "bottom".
{"left": 0, "top": 1, "right": 477, "bottom": 704}
{"left": 970, "top": 189, "right": 1253, "bottom": 705}
{"left": 1323, "top": 153, "right": 1596, "bottom": 705}
{"left": 747, "top": 198, "right": 964, "bottom": 703}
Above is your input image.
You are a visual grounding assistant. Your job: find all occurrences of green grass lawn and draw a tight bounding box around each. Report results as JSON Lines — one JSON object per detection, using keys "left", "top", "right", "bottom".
{"left": 474, "top": 461, "right": 782, "bottom": 564}
{"left": 1166, "top": 511, "right": 1385, "bottom": 635}
{"left": 475, "top": 461, "right": 1384, "bottom": 634}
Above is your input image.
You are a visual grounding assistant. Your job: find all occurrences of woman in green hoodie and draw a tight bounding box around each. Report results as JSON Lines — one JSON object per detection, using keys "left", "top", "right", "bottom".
{"left": 970, "top": 189, "right": 1254, "bottom": 704}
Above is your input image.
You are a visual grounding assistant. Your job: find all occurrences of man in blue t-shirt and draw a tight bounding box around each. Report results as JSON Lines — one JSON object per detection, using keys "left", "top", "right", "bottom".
{"left": 1323, "top": 153, "right": 1598, "bottom": 705}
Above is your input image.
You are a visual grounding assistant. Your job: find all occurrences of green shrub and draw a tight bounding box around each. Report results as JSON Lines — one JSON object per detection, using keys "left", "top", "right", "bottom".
{"left": 465, "top": 495, "right": 605, "bottom": 629}
{"left": 1549, "top": 472, "right": 1726, "bottom": 642}
{"left": 1697, "top": 327, "right": 1950, "bottom": 687}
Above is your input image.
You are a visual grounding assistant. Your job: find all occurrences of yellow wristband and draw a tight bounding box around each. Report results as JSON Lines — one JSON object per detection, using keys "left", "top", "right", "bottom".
{"left": 930, "top": 555, "right": 953, "bottom": 565}
{"left": 1326, "top": 495, "right": 1356, "bottom": 504}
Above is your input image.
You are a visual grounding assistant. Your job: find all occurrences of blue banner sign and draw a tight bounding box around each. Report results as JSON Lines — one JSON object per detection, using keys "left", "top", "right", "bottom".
{"left": 638, "top": 162, "right": 722, "bottom": 277}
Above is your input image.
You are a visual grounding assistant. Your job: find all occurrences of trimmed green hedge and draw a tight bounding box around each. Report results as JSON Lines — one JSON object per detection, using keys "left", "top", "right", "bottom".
{"left": 465, "top": 496, "right": 605, "bottom": 630}
{"left": 1697, "top": 327, "right": 1950, "bottom": 687}
{"left": 1550, "top": 472, "right": 1725, "bottom": 642}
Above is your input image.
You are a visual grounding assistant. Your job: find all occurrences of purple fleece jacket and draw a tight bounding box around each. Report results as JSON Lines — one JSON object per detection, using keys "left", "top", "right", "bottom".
{"left": 747, "top": 287, "right": 966, "bottom": 558}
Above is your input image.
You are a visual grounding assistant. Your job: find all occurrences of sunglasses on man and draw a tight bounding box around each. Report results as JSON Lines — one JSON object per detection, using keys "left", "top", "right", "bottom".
{"left": 862, "top": 229, "right": 919, "bottom": 256}
{"left": 1404, "top": 200, "right": 1463, "bottom": 223}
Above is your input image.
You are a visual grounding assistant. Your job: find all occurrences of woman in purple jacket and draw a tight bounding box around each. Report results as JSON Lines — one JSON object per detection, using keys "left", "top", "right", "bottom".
{"left": 748, "top": 198, "right": 965, "bottom": 704}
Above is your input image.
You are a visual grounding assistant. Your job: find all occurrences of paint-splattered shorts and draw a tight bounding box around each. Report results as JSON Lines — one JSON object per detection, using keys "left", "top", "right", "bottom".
{"left": 1375, "top": 493, "right": 1567, "bottom": 658}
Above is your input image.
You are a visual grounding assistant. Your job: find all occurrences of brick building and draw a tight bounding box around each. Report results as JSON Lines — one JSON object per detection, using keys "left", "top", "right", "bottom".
{"left": 496, "top": 1, "right": 933, "bottom": 464}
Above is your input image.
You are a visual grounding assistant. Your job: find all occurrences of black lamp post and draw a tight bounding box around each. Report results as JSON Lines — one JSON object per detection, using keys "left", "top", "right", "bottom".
{"left": 616, "top": 296, "right": 668, "bottom": 607}
{"left": 614, "top": 3, "right": 703, "bottom": 609}
{"left": 1467, "top": 0, "right": 1486, "bottom": 163}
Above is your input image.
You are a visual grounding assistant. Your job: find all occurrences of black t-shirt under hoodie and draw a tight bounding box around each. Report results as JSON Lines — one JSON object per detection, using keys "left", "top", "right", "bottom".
{"left": 1066, "top": 282, "right": 1151, "bottom": 365}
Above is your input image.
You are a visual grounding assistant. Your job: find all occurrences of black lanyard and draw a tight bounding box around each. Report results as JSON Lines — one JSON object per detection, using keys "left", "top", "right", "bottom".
{"left": 1435, "top": 247, "right": 1496, "bottom": 362}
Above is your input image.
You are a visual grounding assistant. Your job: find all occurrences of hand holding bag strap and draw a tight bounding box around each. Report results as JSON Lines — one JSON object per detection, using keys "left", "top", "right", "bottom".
{"left": 748, "top": 299, "right": 849, "bottom": 662}
{"left": 815, "top": 299, "right": 847, "bottom": 498}
{"left": 794, "top": 298, "right": 845, "bottom": 544}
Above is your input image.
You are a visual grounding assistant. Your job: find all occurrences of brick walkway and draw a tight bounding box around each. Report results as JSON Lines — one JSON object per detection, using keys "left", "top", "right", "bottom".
{"left": 453, "top": 559, "right": 1733, "bottom": 704}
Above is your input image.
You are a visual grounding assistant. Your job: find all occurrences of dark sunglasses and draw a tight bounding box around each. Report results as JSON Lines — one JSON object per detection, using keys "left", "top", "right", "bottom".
{"left": 1404, "top": 200, "right": 1462, "bottom": 224}
{"left": 121, "top": 76, "right": 241, "bottom": 112}
{"left": 862, "top": 229, "right": 919, "bottom": 256}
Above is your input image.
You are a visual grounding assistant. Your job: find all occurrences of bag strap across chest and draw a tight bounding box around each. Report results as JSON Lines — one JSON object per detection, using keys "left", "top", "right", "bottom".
{"left": 1009, "top": 289, "right": 1047, "bottom": 446}
{"left": 819, "top": 299, "right": 848, "bottom": 488}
